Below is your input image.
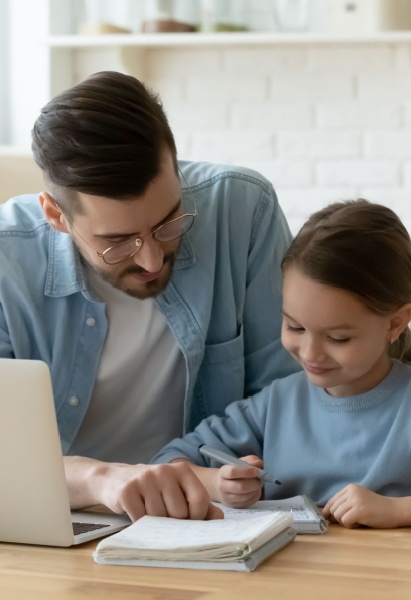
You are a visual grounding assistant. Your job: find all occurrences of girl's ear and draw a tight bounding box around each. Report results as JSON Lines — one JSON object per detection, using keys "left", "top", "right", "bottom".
{"left": 39, "top": 192, "right": 70, "bottom": 233}
{"left": 388, "top": 304, "right": 411, "bottom": 343}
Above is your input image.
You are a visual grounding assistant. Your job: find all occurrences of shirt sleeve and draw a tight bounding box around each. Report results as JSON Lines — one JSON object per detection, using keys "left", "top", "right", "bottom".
{"left": 151, "top": 393, "right": 268, "bottom": 466}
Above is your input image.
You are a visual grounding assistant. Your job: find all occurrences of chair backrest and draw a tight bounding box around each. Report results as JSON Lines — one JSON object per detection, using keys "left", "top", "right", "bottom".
{"left": 0, "top": 150, "right": 44, "bottom": 204}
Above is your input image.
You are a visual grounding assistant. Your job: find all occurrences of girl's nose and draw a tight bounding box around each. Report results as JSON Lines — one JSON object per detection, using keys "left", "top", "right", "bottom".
{"left": 300, "top": 336, "right": 326, "bottom": 363}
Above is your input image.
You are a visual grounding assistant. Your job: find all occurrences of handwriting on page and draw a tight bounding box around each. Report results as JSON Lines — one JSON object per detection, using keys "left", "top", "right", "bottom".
{"left": 218, "top": 502, "right": 314, "bottom": 522}
{"left": 104, "top": 513, "right": 286, "bottom": 550}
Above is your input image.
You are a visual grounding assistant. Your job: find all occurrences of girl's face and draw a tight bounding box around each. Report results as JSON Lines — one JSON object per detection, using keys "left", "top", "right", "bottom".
{"left": 281, "top": 266, "right": 394, "bottom": 397}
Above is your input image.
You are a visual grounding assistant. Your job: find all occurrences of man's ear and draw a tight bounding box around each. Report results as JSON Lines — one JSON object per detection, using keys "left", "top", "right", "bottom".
{"left": 388, "top": 304, "right": 411, "bottom": 343}
{"left": 39, "top": 192, "right": 70, "bottom": 233}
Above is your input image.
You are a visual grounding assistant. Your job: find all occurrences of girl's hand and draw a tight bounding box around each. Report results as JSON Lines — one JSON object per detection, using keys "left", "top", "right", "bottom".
{"left": 214, "top": 455, "right": 264, "bottom": 508}
{"left": 323, "top": 483, "right": 403, "bottom": 529}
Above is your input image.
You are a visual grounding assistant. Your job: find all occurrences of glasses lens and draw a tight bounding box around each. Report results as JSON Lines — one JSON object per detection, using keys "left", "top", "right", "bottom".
{"left": 155, "top": 215, "right": 194, "bottom": 242}
{"left": 104, "top": 239, "right": 141, "bottom": 265}
{"left": 101, "top": 211, "right": 196, "bottom": 265}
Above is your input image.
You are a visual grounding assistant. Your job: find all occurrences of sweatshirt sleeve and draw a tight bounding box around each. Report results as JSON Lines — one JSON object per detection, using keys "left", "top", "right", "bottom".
{"left": 151, "top": 392, "right": 269, "bottom": 466}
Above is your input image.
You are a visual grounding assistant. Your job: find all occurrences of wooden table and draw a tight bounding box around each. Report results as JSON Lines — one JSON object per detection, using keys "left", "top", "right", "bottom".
{"left": 1, "top": 525, "right": 411, "bottom": 600}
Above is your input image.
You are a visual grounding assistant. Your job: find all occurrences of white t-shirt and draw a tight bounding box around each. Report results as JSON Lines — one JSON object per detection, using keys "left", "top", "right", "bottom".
{"left": 68, "top": 267, "right": 186, "bottom": 464}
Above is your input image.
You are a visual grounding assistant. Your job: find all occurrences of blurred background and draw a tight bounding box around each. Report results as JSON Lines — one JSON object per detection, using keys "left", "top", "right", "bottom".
{"left": 1, "top": 0, "right": 411, "bottom": 233}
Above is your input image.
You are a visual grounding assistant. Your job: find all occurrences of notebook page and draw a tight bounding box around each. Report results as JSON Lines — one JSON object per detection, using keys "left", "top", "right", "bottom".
{"left": 216, "top": 496, "right": 320, "bottom": 523}
{"left": 96, "top": 512, "right": 287, "bottom": 549}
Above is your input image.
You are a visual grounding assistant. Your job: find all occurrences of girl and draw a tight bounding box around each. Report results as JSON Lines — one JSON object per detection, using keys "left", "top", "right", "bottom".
{"left": 153, "top": 199, "right": 411, "bottom": 529}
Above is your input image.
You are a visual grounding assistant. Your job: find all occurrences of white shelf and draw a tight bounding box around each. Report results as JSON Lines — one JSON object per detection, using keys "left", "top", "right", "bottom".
{"left": 44, "top": 30, "right": 411, "bottom": 48}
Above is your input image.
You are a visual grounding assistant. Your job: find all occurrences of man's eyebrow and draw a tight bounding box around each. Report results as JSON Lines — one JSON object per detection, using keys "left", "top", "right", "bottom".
{"left": 95, "top": 198, "right": 182, "bottom": 240}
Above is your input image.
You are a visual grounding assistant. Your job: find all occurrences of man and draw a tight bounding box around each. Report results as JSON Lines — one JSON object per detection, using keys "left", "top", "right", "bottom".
{"left": 1, "top": 71, "right": 298, "bottom": 521}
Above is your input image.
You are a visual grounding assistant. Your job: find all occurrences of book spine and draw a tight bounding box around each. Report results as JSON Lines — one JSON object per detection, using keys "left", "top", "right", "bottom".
{"left": 242, "top": 528, "right": 297, "bottom": 571}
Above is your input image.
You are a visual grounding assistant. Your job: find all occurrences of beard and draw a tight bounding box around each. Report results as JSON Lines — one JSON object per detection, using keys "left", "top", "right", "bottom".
{"left": 118, "top": 254, "right": 176, "bottom": 299}
{"left": 94, "top": 254, "right": 175, "bottom": 300}
{"left": 76, "top": 243, "right": 177, "bottom": 300}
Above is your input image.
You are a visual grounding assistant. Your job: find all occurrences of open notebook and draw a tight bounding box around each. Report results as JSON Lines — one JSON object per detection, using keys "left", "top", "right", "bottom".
{"left": 0, "top": 359, "right": 130, "bottom": 546}
{"left": 215, "top": 495, "right": 328, "bottom": 534}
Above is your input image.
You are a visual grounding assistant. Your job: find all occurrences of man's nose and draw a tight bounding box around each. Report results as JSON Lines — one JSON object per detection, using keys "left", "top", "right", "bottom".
{"left": 132, "top": 235, "right": 164, "bottom": 273}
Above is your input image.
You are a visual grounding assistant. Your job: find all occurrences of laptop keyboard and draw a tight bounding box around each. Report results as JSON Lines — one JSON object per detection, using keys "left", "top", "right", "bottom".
{"left": 72, "top": 522, "right": 110, "bottom": 536}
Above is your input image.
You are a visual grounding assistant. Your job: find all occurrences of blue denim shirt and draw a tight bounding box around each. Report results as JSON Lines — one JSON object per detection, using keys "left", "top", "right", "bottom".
{"left": 0, "top": 161, "right": 299, "bottom": 455}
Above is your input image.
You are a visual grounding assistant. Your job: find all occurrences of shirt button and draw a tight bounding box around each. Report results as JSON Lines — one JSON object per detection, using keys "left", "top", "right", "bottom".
{"left": 86, "top": 317, "right": 96, "bottom": 327}
{"left": 69, "top": 396, "right": 79, "bottom": 407}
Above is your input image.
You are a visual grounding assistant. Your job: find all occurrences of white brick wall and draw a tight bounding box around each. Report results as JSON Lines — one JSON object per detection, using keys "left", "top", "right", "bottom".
{"left": 145, "top": 42, "right": 411, "bottom": 235}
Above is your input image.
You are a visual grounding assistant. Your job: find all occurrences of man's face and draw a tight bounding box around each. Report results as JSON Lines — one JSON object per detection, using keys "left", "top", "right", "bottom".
{"left": 63, "top": 152, "right": 182, "bottom": 300}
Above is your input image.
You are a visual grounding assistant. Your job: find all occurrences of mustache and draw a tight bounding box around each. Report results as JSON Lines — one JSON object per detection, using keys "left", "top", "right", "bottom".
{"left": 120, "top": 253, "right": 175, "bottom": 276}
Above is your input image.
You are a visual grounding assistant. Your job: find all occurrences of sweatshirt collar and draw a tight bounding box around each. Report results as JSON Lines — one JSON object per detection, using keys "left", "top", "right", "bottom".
{"left": 314, "top": 360, "right": 405, "bottom": 412}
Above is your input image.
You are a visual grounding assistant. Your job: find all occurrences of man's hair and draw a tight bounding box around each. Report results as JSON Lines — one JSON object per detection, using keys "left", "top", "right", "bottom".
{"left": 31, "top": 71, "right": 177, "bottom": 216}
{"left": 282, "top": 199, "right": 411, "bottom": 363}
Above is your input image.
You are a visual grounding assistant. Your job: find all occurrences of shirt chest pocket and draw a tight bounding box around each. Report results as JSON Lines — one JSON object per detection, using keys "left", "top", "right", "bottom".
{"left": 194, "top": 328, "right": 245, "bottom": 422}
{"left": 202, "top": 326, "right": 244, "bottom": 365}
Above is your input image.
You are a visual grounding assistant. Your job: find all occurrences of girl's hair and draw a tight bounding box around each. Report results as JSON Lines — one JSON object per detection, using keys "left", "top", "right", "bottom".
{"left": 281, "top": 199, "right": 411, "bottom": 363}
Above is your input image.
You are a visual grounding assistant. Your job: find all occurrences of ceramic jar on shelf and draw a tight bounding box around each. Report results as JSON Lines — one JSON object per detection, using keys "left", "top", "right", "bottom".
{"left": 141, "top": 0, "right": 199, "bottom": 33}
{"left": 199, "top": 0, "right": 249, "bottom": 33}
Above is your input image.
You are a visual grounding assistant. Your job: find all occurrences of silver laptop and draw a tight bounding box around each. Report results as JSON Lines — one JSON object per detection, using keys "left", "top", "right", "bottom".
{"left": 0, "top": 358, "right": 131, "bottom": 546}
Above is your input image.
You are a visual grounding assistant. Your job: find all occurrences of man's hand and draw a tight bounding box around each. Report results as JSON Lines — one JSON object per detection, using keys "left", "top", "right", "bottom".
{"left": 323, "top": 483, "right": 406, "bottom": 529}
{"left": 64, "top": 456, "right": 223, "bottom": 522}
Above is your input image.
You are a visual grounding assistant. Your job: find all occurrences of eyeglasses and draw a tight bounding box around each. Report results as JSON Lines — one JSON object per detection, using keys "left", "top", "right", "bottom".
{"left": 58, "top": 185, "right": 197, "bottom": 266}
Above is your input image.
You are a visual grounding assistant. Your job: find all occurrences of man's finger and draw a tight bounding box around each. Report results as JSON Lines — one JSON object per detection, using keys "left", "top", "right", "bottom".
{"left": 163, "top": 463, "right": 211, "bottom": 520}
{"left": 205, "top": 503, "right": 224, "bottom": 520}
{"left": 122, "top": 494, "right": 147, "bottom": 523}
{"left": 184, "top": 475, "right": 215, "bottom": 520}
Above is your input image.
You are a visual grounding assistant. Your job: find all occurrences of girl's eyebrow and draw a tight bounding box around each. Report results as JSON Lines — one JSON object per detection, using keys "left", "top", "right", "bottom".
{"left": 282, "top": 310, "right": 356, "bottom": 330}
{"left": 323, "top": 324, "right": 357, "bottom": 331}
{"left": 95, "top": 198, "right": 182, "bottom": 240}
{"left": 282, "top": 310, "right": 299, "bottom": 322}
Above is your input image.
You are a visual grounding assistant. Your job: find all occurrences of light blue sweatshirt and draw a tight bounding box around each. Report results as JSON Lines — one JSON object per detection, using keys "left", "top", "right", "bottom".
{"left": 152, "top": 360, "right": 411, "bottom": 505}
